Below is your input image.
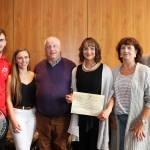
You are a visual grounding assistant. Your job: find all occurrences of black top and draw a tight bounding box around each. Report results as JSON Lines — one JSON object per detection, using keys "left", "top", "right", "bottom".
{"left": 76, "top": 64, "right": 103, "bottom": 131}
{"left": 14, "top": 78, "right": 36, "bottom": 107}
{"left": 76, "top": 64, "right": 103, "bottom": 94}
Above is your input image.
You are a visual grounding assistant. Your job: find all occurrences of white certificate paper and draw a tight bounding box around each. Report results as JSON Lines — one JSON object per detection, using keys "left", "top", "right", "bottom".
{"left": 71, "top": 92, "right": 105, "bottom": 116}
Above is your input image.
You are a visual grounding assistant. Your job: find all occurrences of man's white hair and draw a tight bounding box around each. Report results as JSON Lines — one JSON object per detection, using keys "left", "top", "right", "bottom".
{"left": 44, "top": 37, "right": 61, "bottom": 46}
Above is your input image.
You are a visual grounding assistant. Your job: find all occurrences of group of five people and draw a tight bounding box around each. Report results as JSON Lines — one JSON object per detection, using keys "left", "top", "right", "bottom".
{"left": 0, "top": 28, "right": 150, "bottom": 150}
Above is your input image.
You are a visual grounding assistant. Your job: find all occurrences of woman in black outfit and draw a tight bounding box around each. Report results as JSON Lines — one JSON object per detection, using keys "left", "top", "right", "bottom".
{"left": 66, "top": 37, "right": 113, "bottom": 150}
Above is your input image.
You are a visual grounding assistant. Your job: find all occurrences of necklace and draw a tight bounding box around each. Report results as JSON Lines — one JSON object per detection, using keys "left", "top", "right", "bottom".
{"left": 82, "top": 61, "right": 99, "bottom": 71}
{"left": 120, "top": 64, "right": 136, "bottom": 74}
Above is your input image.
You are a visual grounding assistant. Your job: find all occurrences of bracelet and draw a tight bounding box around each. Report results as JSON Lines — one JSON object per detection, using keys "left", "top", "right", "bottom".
{"left": 140, "top": 119, "right": 146, "bottom": 124}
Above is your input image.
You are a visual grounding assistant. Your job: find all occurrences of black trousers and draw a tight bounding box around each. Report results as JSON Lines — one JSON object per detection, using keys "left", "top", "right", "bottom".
{"left": 0, "top": 117, "right": 9, "bottom": 150}
{"left": 72, "top": 117, "right": 99, "bottom": 150}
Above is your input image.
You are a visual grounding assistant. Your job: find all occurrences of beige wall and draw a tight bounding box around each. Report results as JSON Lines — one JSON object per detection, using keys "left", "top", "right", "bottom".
{"left": 0, "top": 0, "right": 150, "bottom": 70}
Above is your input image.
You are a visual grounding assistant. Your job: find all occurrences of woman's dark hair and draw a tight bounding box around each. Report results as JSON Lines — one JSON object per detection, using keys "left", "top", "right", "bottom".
{"left": 79, "top": 37, "right": 102, "bottom": 63}
{"left": 0, "top": 28, "right": 6, "bottom": 37}
{"left": 116, "top": 37, "right": 143, "bottom": 63}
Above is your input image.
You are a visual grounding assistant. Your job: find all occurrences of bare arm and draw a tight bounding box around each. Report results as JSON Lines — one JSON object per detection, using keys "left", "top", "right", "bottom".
{"left": 6, "top": 75, "right": 21, "bottom": 133}
{"left": 97, "top": 96, "right": 115, "bottom": 121}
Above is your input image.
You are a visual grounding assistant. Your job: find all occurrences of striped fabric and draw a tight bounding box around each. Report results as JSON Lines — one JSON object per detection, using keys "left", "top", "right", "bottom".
{"left": 111, "top": 63, "right": 150, "bottom": 150}
{"left": 114, "top": 72, "right": 133, "bottom": 115}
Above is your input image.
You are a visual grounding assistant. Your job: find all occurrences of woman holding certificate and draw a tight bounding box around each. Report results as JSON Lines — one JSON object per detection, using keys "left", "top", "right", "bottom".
{"left": 100, "top": 37, "right": 150, "bottom": 150}
{"left": 66, "top": 37, "right": 114, "bottom": 150}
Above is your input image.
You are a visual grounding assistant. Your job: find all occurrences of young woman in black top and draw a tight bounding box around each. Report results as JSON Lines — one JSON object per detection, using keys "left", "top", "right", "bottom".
{"left": 6, "top": 49, "right": 36, "bottom": 150}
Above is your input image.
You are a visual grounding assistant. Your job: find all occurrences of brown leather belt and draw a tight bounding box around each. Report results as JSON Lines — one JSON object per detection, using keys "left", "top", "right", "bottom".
{"left": 14, "top": 106, "right": 34, "bottom": 110}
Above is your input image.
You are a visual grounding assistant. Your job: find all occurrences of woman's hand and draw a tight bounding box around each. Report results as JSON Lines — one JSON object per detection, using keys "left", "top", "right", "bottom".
{"left": 130, "top": 121, "right": 146, "bottom": 142}
{"left": 11, "top": 119, "right": 22, "bottom": 133}
{"left": 109, "top": 113, "right": 117, "bottom": 130}
{"left": 66, "top": 94, "right": 73, "bottom": 104}
{"left": 97, "top": 108, "right": 111, "bottom": 121}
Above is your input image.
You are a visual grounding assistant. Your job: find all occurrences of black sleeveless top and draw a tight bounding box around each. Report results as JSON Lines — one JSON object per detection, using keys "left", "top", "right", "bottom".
{"left": 13, "top": 78, "right": 36, "bottom": 107}
{"left": 76, "top": 63, "right": 103, "bottom": 131}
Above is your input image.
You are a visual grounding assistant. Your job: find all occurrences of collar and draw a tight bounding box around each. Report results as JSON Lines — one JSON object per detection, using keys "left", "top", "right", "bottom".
{"left": 0, "top": 54, "right": 7, "bottom": 61}
{"left": 48, "top": 57, "right": 62, "bottom": 67}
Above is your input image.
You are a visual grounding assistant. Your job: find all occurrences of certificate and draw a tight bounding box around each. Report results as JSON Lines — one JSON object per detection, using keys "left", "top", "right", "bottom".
{"left": 71, "top": 91, "right": 105, "bottom": 116}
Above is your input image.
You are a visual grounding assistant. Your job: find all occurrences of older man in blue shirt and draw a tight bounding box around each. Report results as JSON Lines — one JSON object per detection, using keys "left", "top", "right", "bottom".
{"left": 34, "top": 37, "right": 76, "bottom": 150}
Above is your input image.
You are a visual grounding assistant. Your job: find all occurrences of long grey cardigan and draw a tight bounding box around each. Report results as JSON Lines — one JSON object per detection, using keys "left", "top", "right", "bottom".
{"left": 68, "top": 64, "right": 114, "bottom": 150}
{"left": 111, "top": 63, "right": 150, "bottom": 150}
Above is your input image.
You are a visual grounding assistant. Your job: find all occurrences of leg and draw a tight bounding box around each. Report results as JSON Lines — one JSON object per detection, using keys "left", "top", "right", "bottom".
{"left": 36, "top": 112, "right": 52, "bottom": 150}
{"left": 0, "top": 117, "right": 9, "bottom": 150}
{"left": 88, "top": 118, "right": 99, "bottom": 150}
{"left": 9, "top": 110, "right": 29, "bottom": 150}
{"left": 10, "top": 121, "right": 29, "bottom": 150}
{"left": 78, "top": 117, "right": 99, "bottom": 150}
{"left": 78, "top": 124, "right": 87, "bottom": 150}
{"left": 26, "top": 108, "right": 36, "bottom": 149}
{"left": 71, "top": 141, "right": 79, "bottom": 150}
{"left": 117, "top": 114, "right": 128, "bottom": 150}
{"left": 0, "top": 132, "right": 7, "bottom": 150}
{"left": 51, "top": 115, "right": 70, "bottom": 150}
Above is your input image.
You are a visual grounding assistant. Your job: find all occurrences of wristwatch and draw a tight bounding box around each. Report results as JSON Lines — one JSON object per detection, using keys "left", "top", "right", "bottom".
{"left": 140, "top": 119, "right": 146, "bottom": 124}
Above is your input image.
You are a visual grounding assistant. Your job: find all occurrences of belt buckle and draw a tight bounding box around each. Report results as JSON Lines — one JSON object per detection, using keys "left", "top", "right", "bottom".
{"left": 26, "top": 107, "right": 31, "bottom": 110}
{"left": 22, "top": 106, "right": 30, "bottom": 110}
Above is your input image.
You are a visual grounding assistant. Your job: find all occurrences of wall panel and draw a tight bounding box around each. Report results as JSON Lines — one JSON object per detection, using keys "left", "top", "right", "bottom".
{"left": 144, "top": 0, "right": 150, "bottom": 54}
{"left": 132, "top": 0, "right": 146, "bottom": 54}
{"left": 70, "top": 0, "right": 87, "bottom": 64}
{"left": 13, "top": 0, "right": 87, "bottom": 70}
{"left": 0, "top": 0, "right": 13, "bottom": 62}
{"left": 1, "top": 0, "right": 150, "bottom": 69}
{"left": 42, "top": 0, "right": 87, "bottom": 65}
{"left": 102, "top": 0, "right": 115, "bottom": 68}
{"left": 14, "top": 0, "right": 42, "bottom": 70}
{"left": 113, "top": 0, "right": 133, "bottom": 67}
{"left": 88, "top": 0, "right": 115, "bottom": 68}
{"left": 88, "top": 0, "right": 103, "bottom": 41}
{"left": 88, "top": 0, "right": 150, "bottom": 68}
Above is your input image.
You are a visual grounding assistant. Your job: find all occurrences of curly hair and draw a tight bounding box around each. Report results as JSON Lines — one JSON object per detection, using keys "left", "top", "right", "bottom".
{"left": 79, "top": 37, "right": 102, "bottom": 63}
{"left": 116, "top": 37, "right": 143, "bottom": 63}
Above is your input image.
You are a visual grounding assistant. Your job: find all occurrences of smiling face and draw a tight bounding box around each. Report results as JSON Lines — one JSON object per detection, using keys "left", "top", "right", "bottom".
{"left": 120, "top": 44, "right": 137, "bottom": 62}
{"left": 116, "top": 37, "right": 143, "bottom": 63}
{"left": 15, "top": 51, "right": 30, "bottom": 70}
{"left": 45, "top": 37, "right": 61, "bottom": 62}
{"left": 83, "top": 43, "right": 96, "bottom": 61}
{"left": 79, "top": 37, "right": 102, "bottom": 63}
{"left": 0, "top": 33, "right": 6, "bottom": 54}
